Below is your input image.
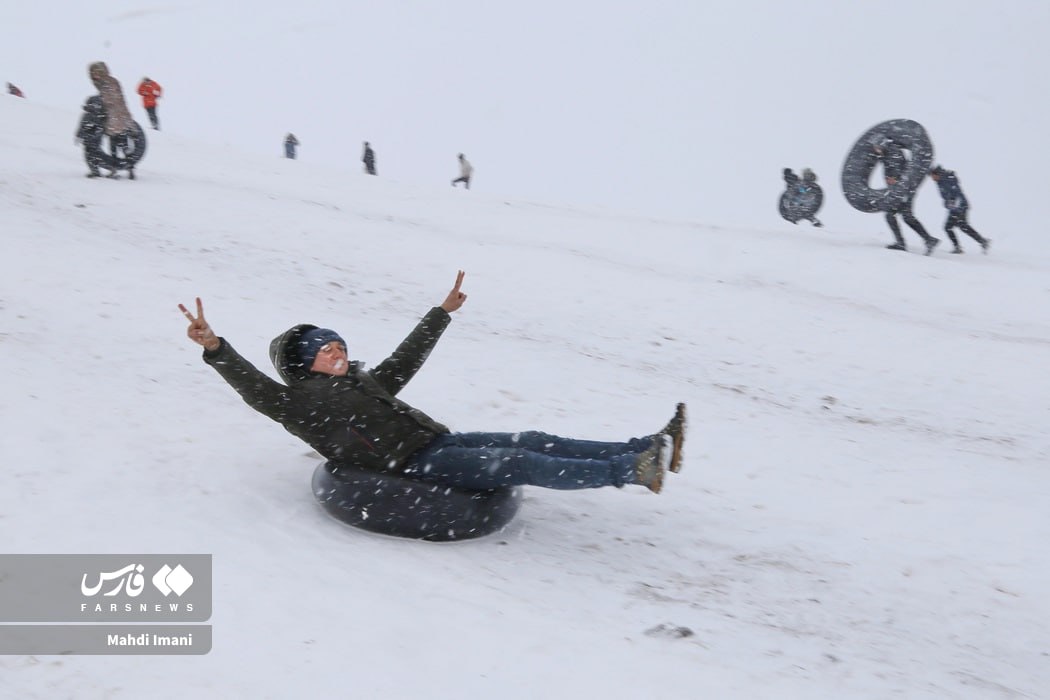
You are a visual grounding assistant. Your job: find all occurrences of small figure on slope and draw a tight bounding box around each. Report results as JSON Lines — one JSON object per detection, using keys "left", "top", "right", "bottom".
{"left": 362, "top": 141, "right": 376, "bottom": 175}
{"left": 75, "top": 95, "right": 116, "bottom": 178}
{"left": 872, "top": 140, "right": 938, "bottom": 254}
{"left": 780, "top": 167, "right": 824, "bottom": 227}
{"left": 930, "top": 165, "right": 990, "bottom": 254}
{"left": 136, "top": 77, "right": 163, "bottom": 130}
{"left": 451, "top": 153, "right": 473, "bottom": 189}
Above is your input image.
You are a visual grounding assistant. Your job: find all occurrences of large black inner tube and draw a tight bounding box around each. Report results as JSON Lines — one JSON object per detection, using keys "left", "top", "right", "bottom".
{"left": 112, "top": 121, "right": 147, "bottom": 170}
{"left": 312, "top": 461, "right": 523, "bottom": 542}
{"left": 841, "top": 119, "right": 933, "bottom": 213}
{"left": 779, "top": 183, "right": 823, "bottom": 222}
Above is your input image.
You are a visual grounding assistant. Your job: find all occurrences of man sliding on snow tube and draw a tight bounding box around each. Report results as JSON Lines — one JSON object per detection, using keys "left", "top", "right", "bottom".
{"left": 179, "top": 271, "right": 687, "bottom": 496}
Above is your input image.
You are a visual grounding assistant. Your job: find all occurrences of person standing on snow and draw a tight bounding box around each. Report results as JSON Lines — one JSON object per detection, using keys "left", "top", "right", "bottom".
{"left": 451, "top": 153, "right": 473, "bottom": 189}
{"left": 285, "top": 133, "right": 299, "bottom": 159}
{"left": 872, "top": 140, "right": 939, "bottom": 254}
{"left": 137, "top": 77, "right": 163, "bottom": 130}
{"left": 362, "top": 141, "right": 376, "bottom": 175}
{"left": 7, "top": 82, "right": 24, "bottom": 97}
{"left": 178, "top": 271, "right": 687, "bottom": 495}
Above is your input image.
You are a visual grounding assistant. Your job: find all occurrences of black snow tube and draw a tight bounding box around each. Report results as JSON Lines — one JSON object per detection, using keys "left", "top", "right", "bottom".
{"left": 312, "top": 461, "right": 523, "bottom": 542}
{"left": 779, "top": 183, "right": 823, "bottom": 223}
{"left": 114, "top": 121, "right": 147, "bottom": 170}
{"left": 841, "top": 119, "right": 933, "bottom": 213}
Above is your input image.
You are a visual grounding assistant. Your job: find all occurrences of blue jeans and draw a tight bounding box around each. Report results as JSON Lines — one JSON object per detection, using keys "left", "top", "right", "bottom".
{"left": 402, "top": 431, "right": 653, "bottom": 490}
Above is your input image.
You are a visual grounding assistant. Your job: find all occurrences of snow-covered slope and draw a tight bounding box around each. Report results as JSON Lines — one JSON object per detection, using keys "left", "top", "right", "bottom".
{"left": 2, "top": 85, "right": 1048, "bottom": 698}
{"left": 4, "top": 2, "right": 1050, "bottom": 696}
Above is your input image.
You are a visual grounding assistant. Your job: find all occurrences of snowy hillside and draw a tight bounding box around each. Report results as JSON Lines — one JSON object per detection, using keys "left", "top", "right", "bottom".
{"left": 3, "top": 1, "right": 1050, "bottom": 697}
{"left": 2, "top": 88, "right": 1049, "bottom": 699}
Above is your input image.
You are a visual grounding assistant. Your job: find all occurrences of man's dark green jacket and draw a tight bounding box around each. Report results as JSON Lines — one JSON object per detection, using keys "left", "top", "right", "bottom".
{"left": 203, "top": 307, "right": 451, "bottom": 472}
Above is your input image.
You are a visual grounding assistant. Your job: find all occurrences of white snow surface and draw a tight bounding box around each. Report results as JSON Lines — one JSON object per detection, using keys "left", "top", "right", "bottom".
{"left": 2, "top": 3, "right": 1050, "bottom": 698}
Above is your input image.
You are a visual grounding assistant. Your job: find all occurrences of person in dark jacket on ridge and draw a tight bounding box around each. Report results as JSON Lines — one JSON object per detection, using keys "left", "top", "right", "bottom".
{"left": 872, "top": 141, "right": 939, "bottom": 254}
{"left": 362, "top": 141, "right": 376, "bottom": 175}
{"left": 930, "top": 165, "right": 989, "bottom": 254}
{"left": 179, "top": 271, "right": 686, "bottom": 494}
{"left": 284, "top": 133, "right": 299, "bottom": 159}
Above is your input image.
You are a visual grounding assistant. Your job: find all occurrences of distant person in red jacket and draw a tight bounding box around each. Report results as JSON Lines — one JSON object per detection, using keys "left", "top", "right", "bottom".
{"left": 930, "top": 165, "right": 990, "bottom": 254}
{"left": 7, "top": 82, "right": 24, "bottom": 98}
{"left": 137, "top": 77, "right": 162, "bottom": 130}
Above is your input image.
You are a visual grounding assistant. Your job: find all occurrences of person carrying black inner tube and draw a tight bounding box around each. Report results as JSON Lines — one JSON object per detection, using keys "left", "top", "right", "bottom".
{"left": 88, "top": 61, "right": 138, "bottom": 180}
{"left": 872, "top": 140, "right": 939, "bottom": 254}
{"left": 782, "top": 168, "right": 823, "bottom": 227}
{"left": 930, "top": 165, "right": 990, "bottom": 255}
{"left": 178, "top": 271, "right": 687, "bottom": 495}
{"left": 75, "top": 95, "right": 116, "bottom": 178}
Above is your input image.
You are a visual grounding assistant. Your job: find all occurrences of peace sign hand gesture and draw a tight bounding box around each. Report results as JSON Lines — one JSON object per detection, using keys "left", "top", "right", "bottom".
{"left": 440, "top": 270, "right": 468, "bottom": 313}
{"left": 178, "top": 297, "right": 221, "bottom": 351}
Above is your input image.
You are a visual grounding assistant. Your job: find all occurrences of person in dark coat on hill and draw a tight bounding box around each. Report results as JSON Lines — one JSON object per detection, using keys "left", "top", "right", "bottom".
{"left": 179, "top": 271, "right": 687, "bottom": 494}
{"left": 362, "top": 141, "right": 376, "bottom": 175}
{"left": 872, "top": 140, "right": 939, "bottom": 254}
{"left": 75, "top": 95, "right": 116, "bottom": 178}
{"left": 930, "top": 165, "right": 990, "bottom": 254}
{"left": 284, "top": 133, "right": 299, "bottom": 159}
{"left": 7, "top": 82, "right": 24, "bottom": 97}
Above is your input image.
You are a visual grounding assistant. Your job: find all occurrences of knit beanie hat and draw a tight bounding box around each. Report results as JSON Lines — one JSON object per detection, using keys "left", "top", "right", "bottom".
{"left": 298, "top": 328, "right": 346, "bottom": 369}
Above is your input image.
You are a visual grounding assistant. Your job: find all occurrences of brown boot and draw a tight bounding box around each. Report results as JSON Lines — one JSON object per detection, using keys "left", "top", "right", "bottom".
{"left": 661, "top": 403, "right": 687, "bottom": 473}
{"left": 635, "top": 434, "right": 671, "bottom": 494}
